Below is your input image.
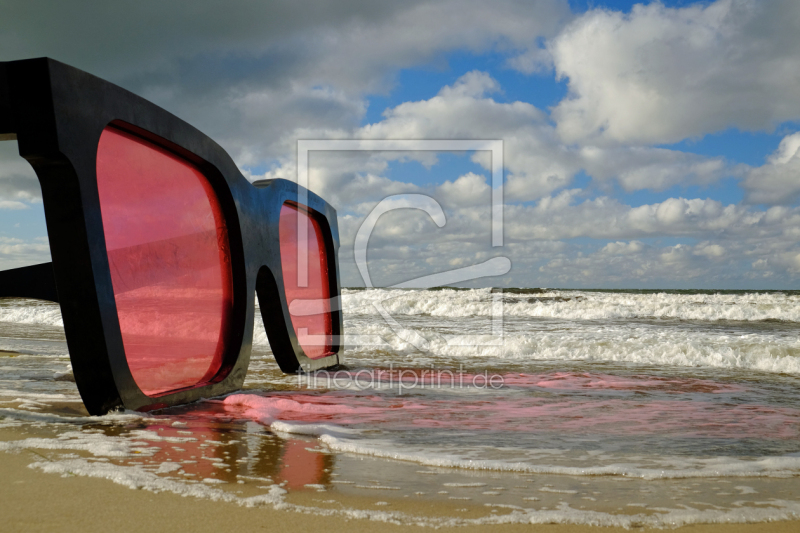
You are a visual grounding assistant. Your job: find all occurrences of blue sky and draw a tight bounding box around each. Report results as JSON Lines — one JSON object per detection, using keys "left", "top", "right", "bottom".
{"left": 362, "top": 57, "right": 795, "bottom": 208}
{"left": 361, "top": 50, "right": 571, "bottom": 125}
{"left": 1, "top": 0, "right": 799, "bottom": 289}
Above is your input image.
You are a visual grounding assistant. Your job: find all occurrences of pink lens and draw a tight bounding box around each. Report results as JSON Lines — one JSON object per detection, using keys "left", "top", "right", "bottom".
{"left": 279, "top": 204, "right": 333, "bottom": 359}
{"left": 96, "top": 127, "right": 234, "bottom": 396}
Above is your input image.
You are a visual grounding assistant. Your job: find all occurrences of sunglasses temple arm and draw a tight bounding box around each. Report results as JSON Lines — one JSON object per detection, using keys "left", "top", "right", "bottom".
{"left": 0, "top": 262, "right": 59, "bottom": 302}
{"left": 0, "top": 63, "right": 16, "bottom": 141}
{"left": 1, "top": 68, "right": 56, "bottom": 302}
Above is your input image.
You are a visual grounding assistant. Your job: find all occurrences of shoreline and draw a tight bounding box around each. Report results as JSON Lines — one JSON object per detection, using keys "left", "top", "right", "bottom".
{"left": 1, "top": 311, "right": 799, "bottom": 532}
{"left": 1, "top": 447, "right": 798, "bottom": 533}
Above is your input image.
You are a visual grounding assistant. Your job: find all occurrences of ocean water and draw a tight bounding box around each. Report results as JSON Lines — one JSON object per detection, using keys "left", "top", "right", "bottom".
{"left": 1, "top": 288, "right": 799, "bottom": 527}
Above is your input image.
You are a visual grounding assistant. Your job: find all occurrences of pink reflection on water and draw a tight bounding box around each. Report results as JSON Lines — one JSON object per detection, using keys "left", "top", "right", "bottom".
{"left": 501, "top": 372, "right": 746, "bottom": 394}
{"left": 223, "top": 370, "right": 799, "bottom": 440}
{"left": 139, "top": 404, "right": 332, "bottom": 490}
{"left": 329, "top": 369, "right": 746, "bottom": 394}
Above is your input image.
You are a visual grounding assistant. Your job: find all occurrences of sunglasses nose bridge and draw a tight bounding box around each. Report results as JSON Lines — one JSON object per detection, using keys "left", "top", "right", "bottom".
{"left": 254, "top": 260, "right": 304, "bottom": 374}
{"left": 236, "top": 182, "right": 282, "bottom": 265}
{"left": 254, "top": 261, "right": 282, "bottom": 312}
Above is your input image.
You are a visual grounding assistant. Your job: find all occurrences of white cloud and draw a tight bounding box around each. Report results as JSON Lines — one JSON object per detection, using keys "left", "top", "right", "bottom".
{"left": 237, "top": 68, "right": 788, "bottom": 288}
{"left": 355, "top": 72, "right": 577, "bottom": 201}
{"left": 338, "top": 72, "right": 735, "bottom": 202}
{"left": 550, "top": 0, "right": 800, "bottom": 145}
{"left": 693, "top": 242, "right": 726, "bottom": 259}
{"left": 0, "top": 142, "right": 42, "bottom": 204}
{"left": 0, "top": 1, "right": 572, "bottom": 167}
{"left": 506, "top": 47, "right": 553, "bottom": 75}
{"left": 334, "top": 177, "right": 800, "bottom": 287}
{"left": 503, "top": 193, "right": 800, "bottom": 286}
{"left": 2, "top": 2, "right": 797, "bottom": 288}
{"left": 535, "top": 237, "right": 797, "bottom": 288}
{"left": 580, "top": 145, "right": 734, "bottom": 192}
{"left": 362, "top": 72, "right": 547, "bottom": 138}
{"left": 437, "top": 70, "right": 501, "bottom": 99}
{"left": 436, "top": 172, "right": 490, "bottom": 207}
{"left": 0, "top": 237, "right": 51, "bottom": 269}
{"left": 503, "top": 193, "right": 772, "bottom": 241}
{"left": 600, "top": 241, "right": 646, "bottom": 255}
{"left": 743, "top": 131, "right": 800, "bottom": 205}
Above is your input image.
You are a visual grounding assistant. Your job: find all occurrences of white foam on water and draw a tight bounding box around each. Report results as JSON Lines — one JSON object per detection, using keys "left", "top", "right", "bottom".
{"left": 220, "top": 395, "right": 800, "bottom": 481}
{"left": 0, "top": 300, "right": 64, "bottom": 327}
{"left": 6, "top": 289, "right": 799, "bottom": 337}
{"left": 222, "top": 394, "right": 368, "bottom": 439}
{"left": 156, "top": 461, "right": 182, "bottom": 474}
{"left": 29, "top": 457, "right": 287, "bottom": 504}
{"left": 259, "top": 289, "right": 800, "bottom": 375}
{"left": 2, "top": 295, "right": 800, "bottom": 527}
{"left": 342, "top": 288, "right": 800, "bottom": 322}
{"left": 456, "top": 330, "right": 800, "bottom": 374}
{"left": 317, "top": 434, "right": 800, "bottom": 480}
{"left": 0, "top": 407, "right": 159, "bottom": 426}
{"left": 270, "top": 420, "right": 361, "bottom": 439}
{"left": 0, "top": 391, "right": 72, "bottom": 400}
{"left": 3, "top": 294, "right": 798, "bottom": 374}
{"left": 333, "top": 320, "right": 800, "bottom": 375}
{"left": 2, "top": 389, "right": 798, "bottom": 528}
{"left": 21, "top": 455, "right": 800, "bottom": 528}
{"left": 0, "top": 431, "right": 150, "bottom": 457}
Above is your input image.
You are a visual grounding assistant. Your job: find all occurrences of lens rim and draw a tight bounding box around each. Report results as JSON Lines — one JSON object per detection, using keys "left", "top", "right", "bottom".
{"left": 258, "top": 201, "right": 340, "bottom": 366}
{"left": 96, "top": 125, "right": 237, "bottom": 396}
{"left": 278, "top": 202, "right": 336, "bottom": 360}
{"left": 254, "top": 188, "right": 342, "bottom": 374}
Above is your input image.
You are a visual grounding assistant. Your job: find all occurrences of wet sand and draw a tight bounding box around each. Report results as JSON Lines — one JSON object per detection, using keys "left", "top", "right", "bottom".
{"left": 1, "top": 443, "right": 797, "bottom": 533}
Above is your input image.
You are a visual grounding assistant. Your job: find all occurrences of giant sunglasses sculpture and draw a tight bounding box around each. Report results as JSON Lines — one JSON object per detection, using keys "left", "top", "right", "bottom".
{"left": 0, "top": 58, "right": 343, "bottom": 415}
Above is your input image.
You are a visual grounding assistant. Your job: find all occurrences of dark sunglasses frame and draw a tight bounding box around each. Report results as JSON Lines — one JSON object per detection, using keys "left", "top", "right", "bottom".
{"left": 0, "top": 58, "right": 343, "bottom": 415}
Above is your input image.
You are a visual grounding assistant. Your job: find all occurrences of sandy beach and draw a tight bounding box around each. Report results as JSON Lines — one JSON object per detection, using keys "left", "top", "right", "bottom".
{"left": 1, "top": 443, "right": 797, "bottom": 533}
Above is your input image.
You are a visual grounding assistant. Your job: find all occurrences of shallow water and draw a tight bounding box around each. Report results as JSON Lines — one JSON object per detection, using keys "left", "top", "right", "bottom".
{"left": 1, "top": 289, "right": 799, "bottom": 527}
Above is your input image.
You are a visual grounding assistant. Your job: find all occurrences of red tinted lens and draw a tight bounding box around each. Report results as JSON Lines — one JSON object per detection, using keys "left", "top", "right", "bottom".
{"left": 279, "top": 204, "right": 333, "bottom": 359}
{"left": 96, "top": 127, "right": 234, "bottom": 396}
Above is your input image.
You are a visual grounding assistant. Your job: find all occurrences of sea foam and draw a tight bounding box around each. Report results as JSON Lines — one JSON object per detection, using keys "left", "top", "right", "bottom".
{"left": 342, "top": 288, "right": 800, "bottom": 322}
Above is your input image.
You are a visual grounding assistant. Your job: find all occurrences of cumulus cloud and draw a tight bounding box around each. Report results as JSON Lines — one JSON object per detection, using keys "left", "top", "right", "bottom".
{"left": 2, "top": 1, "right": 797, "bottom": 288}
{"left": 600, "top": 241, "right": 646, "bottom": 255}
{"left": 0, "top": 237, "right": 51, "bottom": 268}
{"left": 580, "top": 145, "right": 735, "bottom": 192}
{"left": 550, "top": 0, "right": 800, "bottom": 145}
{"left": 743, "top": 131, "right": 800, "bottom": 205}
{"left": 237, "top": 69, "right": 790, "bottom": 288}
{"left": 0, "top": 1, "right": 571, "bottom": 166}
{"left": 694, "top": 243, "right": 726, "bottom": 259}
{"left": 315, "top": 72, "right": 735, "bottom": 202}
{"left": 504, "top": 193, "right": 773, "bottom": 241}
{"left": 505, "top": 47, "right": 553, "bottom": 75}
{"left": 437, "top": 172, "right": 491, "bottom": 207}
{"left": 506, "top": 193, "right": 800, "bottom": 286}
{"left": 535, "top": 235, "right": 799, "bottom": 288}
{"left": 0, "top": 143, "right": 41, "bottom": 204}
{"left": 336, "top": 177, "right": 800, "bottom": 287}
{"left": 352, "top": 71, "right": 577, "bottom": 201}
{"left": 537, "top": 242, "right": 716, "bottom": 286}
